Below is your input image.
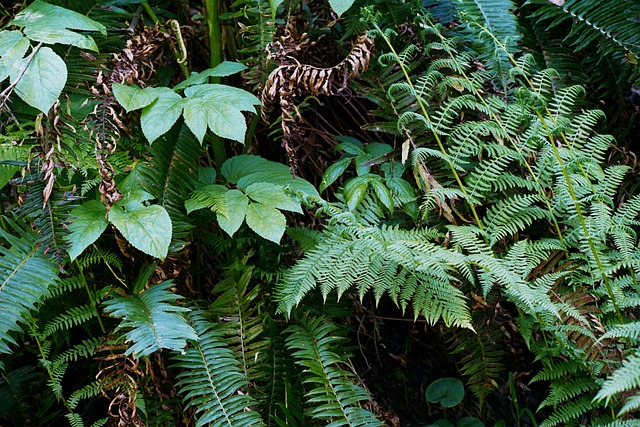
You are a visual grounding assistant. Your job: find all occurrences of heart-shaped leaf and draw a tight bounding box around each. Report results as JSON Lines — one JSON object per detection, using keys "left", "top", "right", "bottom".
{"left": 67, "top": 200, "right": 109, "bottom": 260}
{"left": 109, "top": 201, "right": 172, "bottom": 260}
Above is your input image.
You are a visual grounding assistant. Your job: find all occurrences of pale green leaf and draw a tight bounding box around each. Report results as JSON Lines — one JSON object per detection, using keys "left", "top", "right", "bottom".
{"left": 183, "top": 98, "right": 208, "bottom": 143}
{"left": 141, "top": 90, "right": 185, "bottom": 143}
{"left": 245, "top": 182, "right": 302, "bottom": 213}
{"left": 329, "top": 0, "right": 356, "bottom": 16}
{"left": 67, "top": 200, "right": 108, "bottom": 260}
{"left": 217, "top": 189, "right": 248, "bottom": 237}
{"left": 206, "top": 102, "right": 248, "bottom": 143}
{"left": 23, "top": 27, "right": 98, "bottom": 52}
{"left": 108, "top": 201, "right": 172, "bottom": 260}
{"left": 185, "top": 84, "right": 260, "bottom": 112}
{"left": 329, "top": 0, "right": 355, "bottom": 16}
{"left": 172, "top": 62, "right": 247, "bottom": 91}
{"left": 344, "top": 176, "right": 372, "bottom": 211}
{"left": 11, "top": 47, "right": 66, "bottom": 113}
{"left": 0, "top": 31, "right": 29, "bottom": 82}
{"left": 10, "top": 1, "right": 106, "bottom": 35}
{"left": 221, "top": 155, "right": 320, "bottom": 197}
{"left": 112, "top": 84, "right": 160, "bottom": 113}
{"left": 245, "top": 202, "right": 286, "bottom": 243}
{"left": 221, "top": 155, "right": 271, "bottom": 183}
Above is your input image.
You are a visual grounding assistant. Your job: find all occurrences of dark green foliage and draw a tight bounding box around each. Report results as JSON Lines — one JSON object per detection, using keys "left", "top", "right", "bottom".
{"left": 0, "top": 218, "right": 60, "bottom": 354}
{"left": 284, "top": 315, "right": 384, "bottom": 427}
{"left": 2, "top": 0, "right": 640, "bottom": 425}
{"left": 172, "top": 309, "right": 266, "bottom": 427}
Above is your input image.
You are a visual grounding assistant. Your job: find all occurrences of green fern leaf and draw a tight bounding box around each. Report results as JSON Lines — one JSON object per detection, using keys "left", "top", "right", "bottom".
{"left": 173, "top": 309, "right": 266, "bottom": 427}
{"left": 137, "top": 122, "right": 203, "bottom": 249}
{"left": 285, "top": 316, "right": 384, "bottom": 427}
{"left": 0, "top": 218, "right": 60, "bottom": 354}
{"left": 103, "top": 281, "right": 197, "bottom": 358}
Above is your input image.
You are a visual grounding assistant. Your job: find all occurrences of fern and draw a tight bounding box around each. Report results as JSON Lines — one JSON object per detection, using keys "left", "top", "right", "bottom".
{"left": 595, "top": 352, "right": 640, "bottom": 416}
{"left": 137, "top": 122, "right": 202, "bottom": 250}
{"left": 102, "top": 281, "right": 197, "bottom": 358}
{"left": 284, "top": 315, "right": 384, "bottom": 427}
{"left": 0, "top": 218, "right": 61, "bottom": 354}
{"left": 0, "top": 366, "right": 42, "bottom": 424}
{"left": 276, "top": 222, "right": 473, "bottom": 328}
{"left": 172, "top": 309, "right": 266, "bottom": 427}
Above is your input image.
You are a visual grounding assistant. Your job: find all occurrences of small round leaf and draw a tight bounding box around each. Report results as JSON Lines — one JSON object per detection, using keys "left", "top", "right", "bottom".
{"left": 425, "top": 377, "right": 464, "bottom": 407}
{"left": 457, "top": 417, "right": 484, "bottom": 427}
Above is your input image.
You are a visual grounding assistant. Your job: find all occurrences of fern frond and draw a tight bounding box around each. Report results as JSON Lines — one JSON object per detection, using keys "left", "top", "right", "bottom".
{"left": 102, "top": 281, "right": 197, "bottom": 358}
{"left": 447, "top": 323, "right": 505, "bottom": 406}
{"left": 138, "top": 122, "right": 202, "bottom": 249}
{"left": 42, "top": 303, "right": 97, "bottom": 337}
{"left": 172, "top": 309, "right": 266, "bottom": 427}
{"left": 0, "top": 366, "right": 42, "bottom": 424}
{"left": 595, "top": 352, "right": 640, "bottom": 407}
{"left": 285, "top": 315, "right": 384, "bottom": 427}
{"left": 0, "top": 218, "right": 60, "bottom": 354}
{"left": 208, "top": 267, "right": 267, "bottom": 397}
{"left": 539, "top": 395, "right": 596, "bottom": 427}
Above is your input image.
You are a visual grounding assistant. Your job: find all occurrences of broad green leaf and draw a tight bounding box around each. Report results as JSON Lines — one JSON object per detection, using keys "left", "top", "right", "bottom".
{"left": 141, "top": 90, "right": 185, "bottom": 143}
{"left": 217, "top": 189, "right": 248, "bottom": 237}
{"left": 335, "top": 136, "right": 364, "bottom": 155}
{"left": 320, "top": 157, "right": 351, "bottom": 192}
{"left": 221, "top": 155, "right": 271, "bottom": 183}
{"left": 246, "top": 182, "right": 302, "bottom": 213}
{"left": 0, "top": 31, "right": 29, "bottom": 82}
{"left": 172, "top": 62, "right": 247, "bottom": 91}
{"left": 10, "top": 1, "right": 107, "bottom": 35}
{"left": 0, "top": 166, "right": 18, "bottom": 189}
{"left": 344, "top": 175, "right": 372, "bottom": 211}
{"left": 183, "top": 84, "right": 260, "bottom": 143}
{"left": 329, "top": 0, "right": 356, "bottom": 16}
{"left": 206, "top": 102, "right": 248, "bottom": 143}
{"left": 269, "top": 0, "right": 284, "bottom": 18}
{"left": 112, "top": 84, "right": 160, "bottom": 113}
{"left": 221, "top": 155, "right": 320, "bottom": 197}
{"left": 245, "top": 202, "right": 286, "bottom": 243}
{"left": 67, "top": 200, "right": 108, "bottom": 260}
{"left": 108, "top": 201, "right": 172, "bottom": 260}
{"left": 183, "top": 98, "right": 209, "bottom": 143}
{"left": 425, "top": 377, "right": 465, "bottom": 407}
{"left": 11, "top": 47, "right": 66, "bottom": 113}
{"left": 184, "top": 84, "right": 260, "bottom": 112}
{"left": 370, "top": 179, "right": 394, "bottom": 213}
{"left": 23, "top": 27, "right": 98, "bottom": 52}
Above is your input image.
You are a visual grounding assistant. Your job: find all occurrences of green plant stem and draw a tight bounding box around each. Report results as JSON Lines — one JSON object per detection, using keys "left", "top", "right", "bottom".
{"left": 205, "top": 0, "right": 226, "bottom": 171}
{"left": 75, "top": 260, "right": 106, "bottom": 334}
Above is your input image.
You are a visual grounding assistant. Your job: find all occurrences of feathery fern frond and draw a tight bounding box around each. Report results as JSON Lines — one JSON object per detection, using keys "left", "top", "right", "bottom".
{"left": 173, "top": 309, "right": 266, "bottom": 427}
{"left": 102, "top": 281, "right": 197, "bottom": 358}
{"left": 285, "top": 315, "right": 384, "bottom": 427}
{"left": 0, "top": 218, "right": 60, "bottom": 354}
{"left": 276, "top": 223, "right": 473, "bottom": 328}
{"left": 595, "top": 352, "right": 640, "bottom": 415}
